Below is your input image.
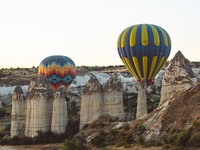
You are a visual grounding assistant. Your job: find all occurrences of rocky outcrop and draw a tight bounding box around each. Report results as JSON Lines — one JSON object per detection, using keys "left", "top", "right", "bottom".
{"left": 159, "top": 51, "right": 195, "bottom": 105}
{"left": 25, "top": 76, "right": 54, "bottom": 137}
{"left": 142, "top": 51, "right": 196, "bottom": 140}
{"left": 80, "top": 74, "right": 125, "bottom": 129}
{"left": 51, "top": 87, "right": 68, "bottom": 134}
{"left": 10, "top": 85, "right": 25, "bottom": 137}
{"left": 141, "top": 81, "right": 200, "bottom": 141}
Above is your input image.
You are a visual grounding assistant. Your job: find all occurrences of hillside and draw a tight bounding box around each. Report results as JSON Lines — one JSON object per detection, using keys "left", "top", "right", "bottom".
{"left": 161, "top": 82, "right": 200, "bottom": 133}
{"left": 78, "top": 82, "right": 200, "bottom": 149}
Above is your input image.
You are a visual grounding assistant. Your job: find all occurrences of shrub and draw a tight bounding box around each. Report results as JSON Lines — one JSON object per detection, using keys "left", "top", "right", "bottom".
{"left": 91, "top": 135, "right": 105, "bottom": 147}
{"left": 91, "top": 131, "right": 106, "bottom": 147}
{"left": 109, "top": 129, "right": 118, "bottom": 137}
{"left": 9, "top": 136, "right": 20, "bottom": 145}
{"left": 124, "top": 133, "right": 134, "bottom": 144}
{"left": 0, "top": 109, "right": 6, "bottom": 118}
{"left": 192, "top": 120, "right": 200, "bottom": 128}
{"left": 144, "top": 140, "right": 161, "bottom": 147}
{"left": 123, "top": 124, "right": 130, "bottom": 131}
{"left": 188, "top": 133, "right": 200, "bottom": 147}
{"left": 164, "top": 133, "right": 177, "bottom": 144}
{"left": 175, "top": 130, "right": 191, "bottom": 146}
{"left": 138, "top": 135, "right": 145, "bottom": 145}
{"left": 18, "top": 136, "right": 33, "bottom": 145}
{"left": 136, "top": 124, "right": 146, "bottom": 134}
{"left": 63, "top": 139, "right": 80, "bottom": 150}
{"left": 0, "top": 132, "right": 4, "bottom": 139}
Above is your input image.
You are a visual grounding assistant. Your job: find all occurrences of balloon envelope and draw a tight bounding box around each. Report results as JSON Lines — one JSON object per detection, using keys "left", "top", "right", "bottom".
{"left": 38, "top": 55, "right": 76, "bottom": 91}
{"left": 117, "top": 24, "right": 171, "bottom": 85}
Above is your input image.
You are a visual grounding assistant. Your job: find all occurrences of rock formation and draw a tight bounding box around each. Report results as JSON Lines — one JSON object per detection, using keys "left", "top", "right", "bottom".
{"left": 79, "top": 74, "right": 103, "bottom": 129}
{"left": 25, "top": 76, "right": 54, "bottom": 137}
{"left": 80, "top": 73, "right": 125, "bottom": 129}
{"left": 10, "top": 85, "right": 25, "bottom": 137}
{"left": 138, "top": 81, "right": 200, "bottom": 141}
{"left": 136, "top": 79, "right": 148, "bottom": 119}
{"left": 102, "top": 76, "right": 124, "bottom": 119}
{"left": 51, "top": 86, "right": 68, "bottom": 134}
{"left": 0, "top": 100, "right": 2, "bottom": 109}
{"left": 159, "top": 51, "right": 195, "bottom": 105}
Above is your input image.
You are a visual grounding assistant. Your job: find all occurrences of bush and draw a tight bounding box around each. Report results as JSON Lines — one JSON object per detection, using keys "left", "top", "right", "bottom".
{"left": 109, "top": 129, "right": 118, "bottom": 137}
{"left": 91, "top": 131, "right": 106, "bottom": 147}
{"left": 0, "top": 132, "right": 4, "bottom": 139}
{"left": 175, "top": 130, "right": 191, "bottom": 146}
{"left": 164, "top": 133, "right": 177, "bottom": 144}
{"left": 9, "top": 136, "right": 20, "bottom": 145}
{"left": 192, "top": 120, "right": 200, "bottom": 128}
{"left": 188, "top": 133, "right": 200, "bottom": 147}
{"left": 63, "top": 139, "right": 80, "bottom": 150}
{"left": 18, "top": 136, "right": 33, "bottom": 145}
{"left": 0, "top": 109, "right": 6, "bottom": 118}
{"left": 124, "top": 133, "right": 134, "bottom": 144}
{"left": 123, "top": 124, "right": 130, "bottom": 131}
{"left": 136, "top": 124, "right": 146, "bottom": 134}
{"left": 138, "top": 135, "right": 145, "bottom": 145}
{"left": 91, "top": 136, "right": 105, "bottom": 147}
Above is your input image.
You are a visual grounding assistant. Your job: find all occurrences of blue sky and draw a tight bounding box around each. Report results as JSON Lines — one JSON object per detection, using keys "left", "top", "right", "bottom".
{"left": 0, "top": 0, "right": 199, "bottom": 68}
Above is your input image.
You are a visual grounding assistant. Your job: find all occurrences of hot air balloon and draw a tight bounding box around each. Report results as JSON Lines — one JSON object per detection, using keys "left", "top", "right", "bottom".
{"left": 117, "top": 24, "right": 171, "bottom": 118}
{"left": 38, "top": 55, "right": 76, "bottom": 91}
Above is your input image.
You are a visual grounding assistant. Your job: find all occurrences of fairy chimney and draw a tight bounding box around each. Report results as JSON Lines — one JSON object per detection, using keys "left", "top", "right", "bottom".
{"left": 160, "top": 51, "right": 195, "bottom": 105}
{"left": 25, "top": 75, "right": 54, "bottom": 137}
{"left": 51, "top": 86, "right": 68, "bottom": 134}
{"left": 10, "top": 85, "right": 25, "bottom": 137}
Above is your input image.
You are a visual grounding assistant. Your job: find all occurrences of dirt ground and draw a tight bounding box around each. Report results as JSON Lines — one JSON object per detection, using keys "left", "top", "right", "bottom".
{"left": 0, "top": 144, "right": 163, "bottom": 150}
{"left": 0, "top": 143, "right": 63, "bottom": 150}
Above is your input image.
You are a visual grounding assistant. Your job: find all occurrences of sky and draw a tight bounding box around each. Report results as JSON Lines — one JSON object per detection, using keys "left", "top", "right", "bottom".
{"left": 0, "top": 0, "right": 199, "bottom": 68}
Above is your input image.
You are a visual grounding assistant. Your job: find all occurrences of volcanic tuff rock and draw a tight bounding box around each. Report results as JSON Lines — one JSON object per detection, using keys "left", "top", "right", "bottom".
{"left": 10, "top": 85, "right": 25, "bottom": 137}
{"left": 51, "top": 86, "right": 68, "bottom": 134}
{"left": 80, "top": 75, "right": 125, "bottom": 129}
{"left": 25, "top": 75, "right": 54, "bottom": 137}
{"left": 160, "top": 51, "right": 195, "bottom": 105}
{"left": 0, "top": 100, "right": 2, "bottom": 109}
{"left": 135, "top": 81, "right": 200, "bottom": 142}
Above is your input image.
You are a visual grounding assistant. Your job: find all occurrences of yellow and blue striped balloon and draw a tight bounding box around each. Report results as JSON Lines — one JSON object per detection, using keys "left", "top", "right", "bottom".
{"left": 117, "top": 24, "right": 171, "bottom": 85}
{"left": 38, "top": 55, "right": 76, "bottom": 91}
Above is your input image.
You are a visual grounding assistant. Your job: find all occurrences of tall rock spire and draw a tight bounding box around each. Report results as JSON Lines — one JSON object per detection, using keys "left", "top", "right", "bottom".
{"left": 25, "top": 75, "right": 54, "bottom": 137}
{"left": 51, "top": 86, "right": 68, "bottom": 134}
{"left": 160, "top": 51, "right": 195, "bottom": 105}
{"left": 10, "top": 85, "right": 25, "bottom": 137}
